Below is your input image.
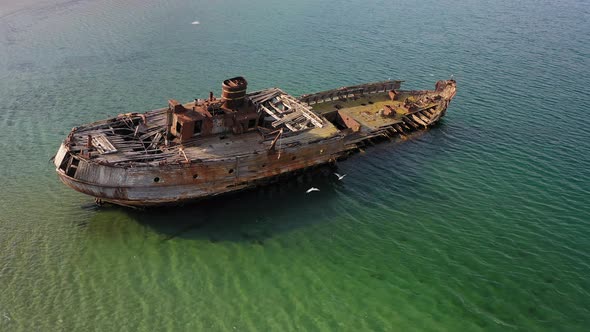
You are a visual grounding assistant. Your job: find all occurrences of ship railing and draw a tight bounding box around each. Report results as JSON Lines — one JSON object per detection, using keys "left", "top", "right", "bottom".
{"left": 298, "top": 80, "right": 403, "bottom": 105}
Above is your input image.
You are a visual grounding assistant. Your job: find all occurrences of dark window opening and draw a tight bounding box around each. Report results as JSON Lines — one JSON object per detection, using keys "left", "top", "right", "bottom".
{"left": 176, "top": 122, "right": 182, "bottom": 134}
{"left": 208, "top": 105, "right": 225, "bottom": 116}
{"left": 194, "top": 120, "right": 202, "bottom": 135}
{"left": 248, "top": 119, "right": 256, "bottom": 129}
{"left": 59, "top": 153, "right": 71, "bottom": 171}
{"left": 66, "top": 168, "right": 76, "bottom": 177}
{"left": 66, "top": 157, "right": 79, "bottom": 177}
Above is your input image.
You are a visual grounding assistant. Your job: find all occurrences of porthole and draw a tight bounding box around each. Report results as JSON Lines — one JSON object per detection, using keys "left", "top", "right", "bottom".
{"left": 229, "top": 169, "right": 234, "bottom": 174}
{"left": 291, "top": 156, "right": 296, "bottom": 160}
{"left": 193, "top": 174, "right": 198, "bottom": 179}
{"left": 154, "top": 177, "right": 160, "bottom": 183}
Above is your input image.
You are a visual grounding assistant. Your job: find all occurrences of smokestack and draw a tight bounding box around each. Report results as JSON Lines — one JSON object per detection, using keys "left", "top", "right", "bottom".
{"left": 221, "top": 76, "right": 248, "bottom": 109}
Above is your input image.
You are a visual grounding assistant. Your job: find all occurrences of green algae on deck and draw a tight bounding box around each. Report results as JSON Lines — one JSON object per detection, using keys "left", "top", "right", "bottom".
{"left": 310, "top": 92, "right": 393, "bottom": 113}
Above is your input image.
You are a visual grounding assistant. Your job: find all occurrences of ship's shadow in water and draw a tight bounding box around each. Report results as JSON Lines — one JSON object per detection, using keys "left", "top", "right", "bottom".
{"left": 91, "top": 121, "right": 464, "bottom": 243}
{"left": 128, "top": 165, "right": 341, "bottom": 244}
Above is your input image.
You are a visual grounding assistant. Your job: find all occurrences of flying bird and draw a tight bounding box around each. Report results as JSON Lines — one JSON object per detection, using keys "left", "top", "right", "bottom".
{"left": 306, "top": 187, "right": 320, "bottom": 193}
{"left": 334, "top": 173, "right": 347, "bottom": 180}
{"left": 191, "top": 21, "right": 200, "bottom": 25}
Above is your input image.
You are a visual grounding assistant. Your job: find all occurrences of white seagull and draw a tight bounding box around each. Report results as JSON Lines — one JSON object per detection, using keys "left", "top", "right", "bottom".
{"left": 334, "top": 173, "right": 347, "bottom": 180}
{"left": 306, "top": 187, "right": 320, "bottom": 193}
{"left": 191, "top": 21, "right": 200, "bottom": 25}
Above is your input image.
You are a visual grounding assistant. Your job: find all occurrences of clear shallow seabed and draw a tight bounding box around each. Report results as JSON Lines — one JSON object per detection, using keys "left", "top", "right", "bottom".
{"left": 0, "top": 0, "right": 589, "bottom": 330}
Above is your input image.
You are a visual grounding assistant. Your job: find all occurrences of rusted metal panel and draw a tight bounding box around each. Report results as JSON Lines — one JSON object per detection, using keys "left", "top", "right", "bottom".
{"left": 337, "top": 110, "right": 361, "bottom": 132}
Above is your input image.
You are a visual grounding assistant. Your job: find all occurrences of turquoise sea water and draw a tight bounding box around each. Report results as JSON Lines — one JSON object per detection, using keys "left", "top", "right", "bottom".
{"left": 1, "top": 0, "right": 589, "bottom": 330}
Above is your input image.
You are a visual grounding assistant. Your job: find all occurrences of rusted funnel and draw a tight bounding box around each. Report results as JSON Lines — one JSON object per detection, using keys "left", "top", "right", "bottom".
{"left": 222, "top": 76, "right": 248, "bottom": 109}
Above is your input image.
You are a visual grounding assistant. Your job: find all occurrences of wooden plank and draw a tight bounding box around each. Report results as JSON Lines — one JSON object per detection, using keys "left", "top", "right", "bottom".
{"left": 92, "top": 134, "right": 118, "bottom": 154}
{"left": 272, "top": 110, "right": 303, "bottom": 127}
{"left": 260, "top": 105, "right": 281, "bottom": 121}
{"left": 417, "top": 112, "right": 431, "bottom": 124}
{"left": 279, "top": 95, "right": 324, "bottom": 128}
{"left": 267, "top": 100, "right": 292, "bottom": 114}
{"left": 260, "top": 105, "right": 298, "bottom": 132}
{"left": 299, "top": 108, "right": 324, "bottom": 128}
{"left": 148, "top": 132, "right": 163, "bottom": 150}
{"left": 248, "top": 88, "right": 283, "bottom": 105}
{"left": 411, "top": 114, "right": 428, "bottom": 127}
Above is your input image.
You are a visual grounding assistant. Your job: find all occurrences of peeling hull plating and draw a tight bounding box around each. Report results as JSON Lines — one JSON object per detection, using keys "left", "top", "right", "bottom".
{"left": 54, "top": 77, "right": 457, "bottom": 207}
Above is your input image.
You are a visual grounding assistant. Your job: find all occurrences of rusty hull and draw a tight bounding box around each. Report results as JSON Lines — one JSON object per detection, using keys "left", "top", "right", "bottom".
{"left": 54, "top": 79, "right": 457, "bottom": 207}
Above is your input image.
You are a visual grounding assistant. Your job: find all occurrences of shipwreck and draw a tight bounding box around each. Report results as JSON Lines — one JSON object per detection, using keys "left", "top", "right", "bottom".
{"left": 54, "top": 77, "right": 457, "bottom": 207}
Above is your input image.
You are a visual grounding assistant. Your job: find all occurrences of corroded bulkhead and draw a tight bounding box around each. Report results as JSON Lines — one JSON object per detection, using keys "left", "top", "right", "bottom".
{"left": 54, "top": 77, "right": 457, "bottom": 207}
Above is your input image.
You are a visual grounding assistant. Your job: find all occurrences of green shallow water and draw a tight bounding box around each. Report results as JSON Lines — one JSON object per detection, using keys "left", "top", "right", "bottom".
{"left": 1, "top": 0, "right": 589, "bottom": 330}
